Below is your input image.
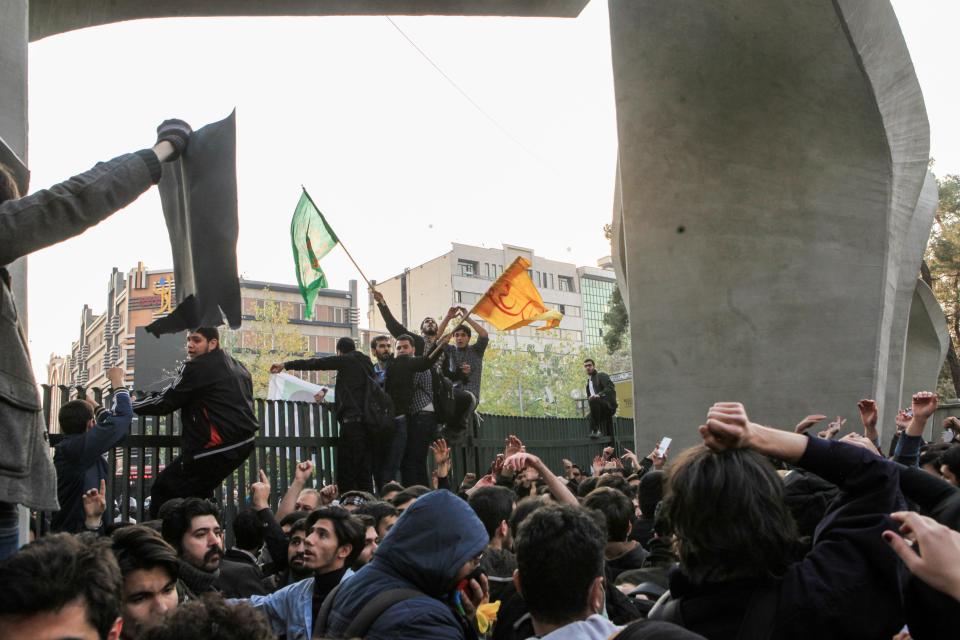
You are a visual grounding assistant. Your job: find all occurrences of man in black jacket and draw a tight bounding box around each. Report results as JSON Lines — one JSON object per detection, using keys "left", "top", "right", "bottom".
{"left": 134, "top": 327, "right": 259, "bottom": 518}
{"left": 584, "top": 359, "right": 618, "bottom": 438}
{"left": 271, "top": 337, "right": 376, "bottom": 492}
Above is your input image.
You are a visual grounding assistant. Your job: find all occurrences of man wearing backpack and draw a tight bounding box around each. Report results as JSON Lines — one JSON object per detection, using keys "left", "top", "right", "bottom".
{"left": 271, "top": 337, "right": 377, "bottom": 492}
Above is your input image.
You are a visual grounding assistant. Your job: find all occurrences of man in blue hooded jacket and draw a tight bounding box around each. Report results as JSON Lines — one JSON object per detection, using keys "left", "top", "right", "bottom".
{"left": 323, "top": 489, "right": 489, "bottom": 639}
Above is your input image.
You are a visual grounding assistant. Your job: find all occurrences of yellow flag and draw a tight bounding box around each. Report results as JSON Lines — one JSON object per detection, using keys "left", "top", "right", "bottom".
{"left": 473, "top": 257, "right": 563, "bottom": 331}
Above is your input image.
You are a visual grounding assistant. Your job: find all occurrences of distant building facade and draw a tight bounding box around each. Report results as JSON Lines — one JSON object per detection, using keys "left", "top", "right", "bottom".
{"left": 46, "top": 262, "right": 358, "bottom": 432}
{"left": 367, "top": 243, "right": 617, "bottom": 351}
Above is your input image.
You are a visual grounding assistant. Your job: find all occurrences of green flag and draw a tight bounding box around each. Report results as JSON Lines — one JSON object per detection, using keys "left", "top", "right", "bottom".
{"left": 291, "top": 190, "right": 338, "bottom": 319}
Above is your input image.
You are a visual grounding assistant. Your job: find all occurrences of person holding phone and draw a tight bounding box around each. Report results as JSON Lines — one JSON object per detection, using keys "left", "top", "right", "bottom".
{"left": 583, "top": 359, "right": 618, "bottom": 439}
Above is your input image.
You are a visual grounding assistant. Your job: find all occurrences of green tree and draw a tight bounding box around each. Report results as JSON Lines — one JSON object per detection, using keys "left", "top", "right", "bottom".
{"left": 603, "top": 285, "right": 630, "bottom": 354}
{"left": 480, "top": 336, "right": 631, "bottom": 417}
{"left": 924, "top": 172, "right": 960, "bottom": 398}
{"left": 221, "top": 298, "right": 318, "bottom": 397}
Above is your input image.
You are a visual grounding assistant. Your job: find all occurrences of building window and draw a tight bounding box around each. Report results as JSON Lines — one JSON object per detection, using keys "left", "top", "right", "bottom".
{"left": 558, "top": 276, "right": 575, "bottom": 292}
{"left": 458, "top": 259, "right": 478, "bottom": 277}
{"left": 549, "top": 274, "right": 555, "bottom": 289}
{"left": 456, "top": 291, "right": 480, "bottom": 305}
{"left": 565, "top": 305, "right": 581, "bottom": 317}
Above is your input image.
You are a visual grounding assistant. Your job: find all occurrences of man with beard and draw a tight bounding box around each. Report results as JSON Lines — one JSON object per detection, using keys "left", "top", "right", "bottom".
{"left": 262, "top": 516, "right": 313, "bottom": 593}
{"left": 243, "top": 506, "right": 364, "bottom": 639}
{"left": 353, "top": 514, "right": 380, "bottom": 570}
{"left": 134, "top": 328, "right": 259, "bottom": 518}
{"left": 160, "top": 498, "right": 261, "bottom": 600}
{"left": 270, "top": 337, "right": 377, "bottom": 493}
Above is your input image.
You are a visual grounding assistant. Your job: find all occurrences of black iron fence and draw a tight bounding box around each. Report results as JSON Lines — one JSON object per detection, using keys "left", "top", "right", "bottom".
{"left": 39, "top": 385, "right": 634, "bottom": 544}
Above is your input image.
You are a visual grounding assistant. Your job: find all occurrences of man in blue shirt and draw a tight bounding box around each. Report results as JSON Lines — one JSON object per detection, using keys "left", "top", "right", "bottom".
{"left": 51, "top": 366, "right": 132, "bottom": 532}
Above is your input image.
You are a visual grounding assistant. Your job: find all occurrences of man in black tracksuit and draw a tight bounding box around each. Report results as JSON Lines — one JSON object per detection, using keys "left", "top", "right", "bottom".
{"left": 271, "top": 337, "right": 376, "bottom": 493}
{"left": 134, "top": 327, "right": 259, "bottom": 518}
{"left": 584, "top": 358, "right": 618, "bottom": 438}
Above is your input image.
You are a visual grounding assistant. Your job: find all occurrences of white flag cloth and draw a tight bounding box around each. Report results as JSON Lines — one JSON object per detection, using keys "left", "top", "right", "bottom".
{"left": 267, "top": 372, "right": 334, "bottom": 403}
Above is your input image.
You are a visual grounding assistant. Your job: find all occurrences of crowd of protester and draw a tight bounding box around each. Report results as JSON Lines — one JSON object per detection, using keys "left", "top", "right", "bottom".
{"left": 1, "top": 385, "right": 959, "bottom": 639}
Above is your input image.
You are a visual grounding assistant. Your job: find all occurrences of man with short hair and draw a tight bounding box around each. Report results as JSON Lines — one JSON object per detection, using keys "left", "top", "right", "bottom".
{"left": 583, "top": 359, "right": 617, "bottom": 439}
{"left": 354, "top": 500, "right": 400, "bottom": 542}
{"left": 271, "top": 336, "right": 377, "bottom": 492}
{"left": 354, "top": 513, "right": 380, "bottom": 569}
{"left": 134, "top": 327, "right": 259, "bottom": 518}
{"left": 246, "top": 506, "right": 364, "bottom": 638}
{"left": 0, "top": 533, "right": 124, "bottom": 639}
{"left": 468, "top": 485, "right": 517, "bottom": 602}
{"left": 261, "top": 515, "right": 313, "bottom": 593}
{"left": 52, "top": 366, "right": 132, "bottom": 533}
{"left": 110, "top": 525, "right": 180, "bottom": 639}
{"left": 217, "top": 507, "right": 269, "bottom": 598}
{"left": 583, "top": 486, "right": 648, "bottom": 581}
{"left": 443, "top": 312, "right": 489, "bottom": 442}
{"left": 514, "top": 504, "right": 620, "bottom": 639}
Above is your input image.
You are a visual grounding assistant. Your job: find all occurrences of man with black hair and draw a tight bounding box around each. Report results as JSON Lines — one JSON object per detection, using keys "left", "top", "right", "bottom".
{"left": 583, "top": 359, "right": 617, "bottom": 439}
{"left": 0, "top": 533, "right": 124, "bottom": 639}
{"left": 245, "top": 505, "right": 364, "bottom": 639}
{"left": 160, "top": 498, "right": 225, "bottom": 599}
{"left": 443, "top": 314, "right": 490, "bottom": 442}
{"left": 354, "top": 500, "right": 400, "bottom": 541}
{"left": 271, "top": 336, "right": 378, "bottom": 492}
{"left": 134, "top": 327, "right": 259, "bottom": 518}
{"left": 354, "top": 513, "right": 380, "bottom": 569}
{"left": 390, "top": 484, "right": 431, "bottom": 513}
{"left": 217, "top": 507, "right": 268, "bottom": 598}
{"left": 514, "top": 504, "right": 621, "bottom": 639}
{"left": 53, "top": 366, "right": 132, "bottom": 533}
{"left": 940, "top": 443, "right": 960, "bottom": 485}
{"left": 0, "top": 119, "right": 190, "bottom": 559}
{"left": 469, "top": 485, "right": 518, "bottom": 602}
{"left": 634, "top": 470, "right": 665, "bottom": 548}
{"left": 583, "top": 486, "right": 648, "bottom": 581}
{"left": 262, "top": 515, "right": 313, "bottom": 593}
{"left": 111, "top": 525, "right": 180, "bottom": 639}
{"left": 139, "top": 594, "right": 274, "bottom": 640}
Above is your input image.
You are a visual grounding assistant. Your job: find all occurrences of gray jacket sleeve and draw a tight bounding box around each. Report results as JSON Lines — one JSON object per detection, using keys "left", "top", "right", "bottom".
{"left": 0, "top": 151, "right": 159, "bottom": 265}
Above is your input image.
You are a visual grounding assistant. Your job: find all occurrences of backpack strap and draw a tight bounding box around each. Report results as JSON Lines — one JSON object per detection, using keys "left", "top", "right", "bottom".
{"left": 342, "top": 588, "right": 425, "bottom": 638}
{"left": 646, "top": 589, "right": 683, "bottom": 626}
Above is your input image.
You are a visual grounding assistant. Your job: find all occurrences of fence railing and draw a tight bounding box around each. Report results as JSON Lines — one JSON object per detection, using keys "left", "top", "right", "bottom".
{"left": 39, "top": 385, "right": 633, "bottom": 545}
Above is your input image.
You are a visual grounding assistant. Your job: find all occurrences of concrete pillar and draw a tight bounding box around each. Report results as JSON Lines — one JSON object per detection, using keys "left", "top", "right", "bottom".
{"left": 608, "top": 0, "right": 932, "bottom": 452}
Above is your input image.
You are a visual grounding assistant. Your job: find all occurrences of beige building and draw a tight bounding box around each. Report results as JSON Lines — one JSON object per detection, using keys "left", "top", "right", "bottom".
{"left": 46, "top": 263, "right": 358, "bottom": 432}
{"left": 368, "top": 243, "right": 615, "bottom": 351}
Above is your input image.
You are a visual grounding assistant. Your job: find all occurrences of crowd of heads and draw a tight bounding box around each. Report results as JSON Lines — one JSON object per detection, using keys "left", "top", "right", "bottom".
{"left": 4, "top": 391, "right": 960, "bottom": 639}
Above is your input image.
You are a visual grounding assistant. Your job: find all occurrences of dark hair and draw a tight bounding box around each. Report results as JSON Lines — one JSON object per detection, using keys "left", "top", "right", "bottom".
{"left": 336, "top": 337, "right": 356, "bottom": 353}
{"left": 583, "top": 486, "right": 634, "bottom": 542}
{"left": 0, "top": 163, "right": 19, "bottom": 203}
{"left": 515, "top": 505, "right": 606, "bottom": 625}
{"left": 638, "top": 470, "right": 665, "bottom": 519}
{"left": 305, "top": 506, "right": 366, "bottom": 567}
{"left": 139, "top": 593, "right": 274, "bottom": 640}
{"left": 370, "top": 334, "right": 391, "bottom": 350}
{"left": 615, "top": 619, "right": 708, "bottom": 639}
{"left": 510, "top": 496, "right": 544, "bottom": 537}
{"left": 192, "top": 327, "right": 220, "bottom": 344}
{"left": 355, "top": 514, "right": 376, "bottom": 530}
{"left": 468, "top": 486, "right": 515, "bottom": 540}
{"left": 279, "top": 511, "right": 309, "bottom": 530}
{"left": 664, "top": 446, "right": 798, "bottom": 583}
{"left": 161, "top": 498, "right": 221, "bottom": 553}
{"left": 452, "top": 323, "right": 472, "bottom": 338}
{"left": 919, "top": 442, "right": 951, "bottom": 469}
{"left": 354, "top": 500, "right": 399, "bottom": 529}
{"left": 378, "top": 481, "right": 404, "bottom": 498}
{"left": 583, "top": 358, "right": 595, "bottom": 366}
{"left": 232, "top": 508, "right": 265, "bottom": 552}
{"left": 288, "top": 517, "right": 309, "bottom": 537}
{"left": 940, "top": 444, "right": 960, "bottom": 478}
{"left": 577, "top": 475, "right": 600, "bottom": 498}
{"left": 59, "top": 399, "right": 95, "bottom": 435}
{"left": 0, "top": 533, "right": 122, "bottom": 639}
{"left": 390, "top": 485, "right": 431, "bottom": 507}
{"left": 597, "top": 473, "right": 634, "bottom": 499}
{"left": 395, "top": 333, "right": 416, "bottom": 348}
{"left": 111, "top": 525, "right": 180, "bottom": 583}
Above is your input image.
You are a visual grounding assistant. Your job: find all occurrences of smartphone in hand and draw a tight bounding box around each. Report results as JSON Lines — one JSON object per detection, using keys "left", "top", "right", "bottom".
{"left": 656, "top": 437, "right": 672, "bottom": 457}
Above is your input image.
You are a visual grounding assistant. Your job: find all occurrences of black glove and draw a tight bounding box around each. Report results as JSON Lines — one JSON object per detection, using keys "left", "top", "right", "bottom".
{"left": 155, "top": 119, "right": 192, "bottom": 161}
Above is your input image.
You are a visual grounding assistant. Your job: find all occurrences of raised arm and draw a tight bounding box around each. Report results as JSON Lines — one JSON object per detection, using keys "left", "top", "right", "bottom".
{"left": 276, "top": 460, "right": 314, "bottom": 520}
{"left": 77, "top": 369, "right": 134, "bottom": 467}
{"left": 0, "top": 121, "right": 189, "bottom": 266}
{"left": 461, "top": 309, "right": 489, "bottom": 339}
{"left": 505, "top": 452, "right": 578, "bottom": 506}
{"left": 270, "top": 355, "right": 344, "bottom": 373}
{"left": 372, "top": 290, "right": 415, "bottom": 341}
{"left": 133, "top": 360, "right": 206, "bottom": 416}
{"left": 894, "top": 392, "right": 938, "bottom": 467}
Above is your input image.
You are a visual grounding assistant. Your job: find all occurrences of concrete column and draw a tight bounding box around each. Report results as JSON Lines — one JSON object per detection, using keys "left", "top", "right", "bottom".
{"left": 608, "top": 0, "right": 932, "bottom": 452}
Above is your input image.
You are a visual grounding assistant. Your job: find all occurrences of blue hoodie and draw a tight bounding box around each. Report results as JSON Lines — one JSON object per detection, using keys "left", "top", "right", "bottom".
{"left": 325, "top": 490, "right": 489, "bottom": 640}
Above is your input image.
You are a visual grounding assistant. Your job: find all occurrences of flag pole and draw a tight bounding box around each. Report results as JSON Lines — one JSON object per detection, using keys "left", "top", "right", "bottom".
{"left": 301, "top": 186, "right": 374, "bottom": 290}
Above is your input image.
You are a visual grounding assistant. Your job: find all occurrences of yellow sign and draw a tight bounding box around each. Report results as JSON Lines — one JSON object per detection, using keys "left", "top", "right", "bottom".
{"left": 153, "top": 278, "right": 175, "bottom": 316}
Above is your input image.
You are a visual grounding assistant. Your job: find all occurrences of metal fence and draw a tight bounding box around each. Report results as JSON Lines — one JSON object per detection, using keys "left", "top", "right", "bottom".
{"left": 39, "top": 385, "right": 634, "bottom": 544}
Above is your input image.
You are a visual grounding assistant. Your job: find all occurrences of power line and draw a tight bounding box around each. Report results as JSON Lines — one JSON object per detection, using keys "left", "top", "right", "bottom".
{"left": 384, "top": 16, "right": 559, "bottom": 177}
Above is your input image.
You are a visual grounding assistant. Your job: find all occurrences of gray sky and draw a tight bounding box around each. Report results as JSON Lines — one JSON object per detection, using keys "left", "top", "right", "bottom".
{"left": 25, "top": 0, "right": 959, "bottom": 381}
